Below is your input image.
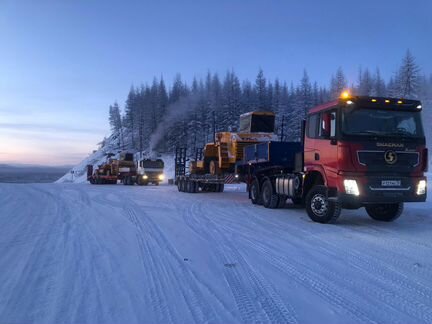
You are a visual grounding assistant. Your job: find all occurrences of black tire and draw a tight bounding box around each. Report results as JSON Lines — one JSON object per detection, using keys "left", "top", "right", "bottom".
{"left": 305, "top": 185, "right": 341, "bottom": 224}
{"left": 186, "top": 180, "right": 193, "bottom": 193}
{"left": 89, "top": 178, "right": 95, "bottom": 184}
{"left": 278, "top": 195, "right": 287, "bottom": 208}
{"left": 261, "top": 179, "right": 279, "bottom": 209}
{"left": 191, "top": 181, "right": 198, "bottom": 193}
{"left": 154, "top": 182, "right": 159, "bottom": 186}
{"left": 180, "top": 179, "right": 185, "bottom": 192}
{"left": 177, "top": 180, "right": 182, "bottom": 192}
{"left": 365, "top": 203, "right": 403, "bottom": 222}
{"left": 209, "top": 159, "right": 219, "bottom": 175}
{"left": 249, "top": 178, "right": 262, "bottom": 205}
{"left": 218, "top": 184, "right": 224, "bottom": 192}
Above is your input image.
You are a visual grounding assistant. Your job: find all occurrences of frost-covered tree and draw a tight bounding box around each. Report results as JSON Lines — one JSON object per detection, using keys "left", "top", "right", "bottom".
{"left": 109, "top": 102, "right": 123, "bottom": 149}
{"left": 373, "top": 68, "right": 386, "bottom": 97}
{"left": 298, "top": 70, "right": 313, "bottom": 117}
{"left": 255, "top": 69, "right": 267, "bottom": 111}
{"left": 396, "top": 50, "right": 420, "bottom": 98}
{"left": 357, "top": 68, "right": 373, "bottom": 96}
{"left": 330, "top": 67, "right": 347, "bottom": 99}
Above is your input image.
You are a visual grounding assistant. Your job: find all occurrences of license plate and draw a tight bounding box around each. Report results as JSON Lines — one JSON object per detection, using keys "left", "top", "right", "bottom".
{"left": 381, "top": 180, "right": 401, "bottom": 187}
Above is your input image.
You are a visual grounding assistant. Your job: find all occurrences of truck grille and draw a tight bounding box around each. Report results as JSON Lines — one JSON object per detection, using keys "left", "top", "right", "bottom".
{"left": 357, "top": 150, "right": 419, "bottom": 169}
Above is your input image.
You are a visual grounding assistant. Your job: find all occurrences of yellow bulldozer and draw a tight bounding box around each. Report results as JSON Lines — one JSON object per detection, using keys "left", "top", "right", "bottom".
{"left": 190, "top": 111, "right": 277, "bottom": 175}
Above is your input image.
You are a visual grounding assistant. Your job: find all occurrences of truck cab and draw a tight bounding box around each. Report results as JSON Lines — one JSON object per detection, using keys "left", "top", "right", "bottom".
{"left": 303, "top": 94, "right": 427, "bottom": 222}
{"left": 136, "top": 158, "right": 165, "bottom": 185}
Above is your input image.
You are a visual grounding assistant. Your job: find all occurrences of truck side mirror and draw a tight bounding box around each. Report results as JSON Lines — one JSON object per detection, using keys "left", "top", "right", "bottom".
{"left": 321, "top": 113, "right": 331, "bottom": 138}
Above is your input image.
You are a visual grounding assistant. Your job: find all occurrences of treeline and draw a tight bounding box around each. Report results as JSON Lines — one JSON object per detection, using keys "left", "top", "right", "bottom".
{"left": 107, "top": 50, "right": 432, "bottom": 155}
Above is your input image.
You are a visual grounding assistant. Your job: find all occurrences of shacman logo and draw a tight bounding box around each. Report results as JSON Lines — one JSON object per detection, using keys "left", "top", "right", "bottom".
{"left": 384, "top": 151, "right": 398, "bottom": 165}
{"left": 376, "top": 142, "right": 404, "bottom": 148}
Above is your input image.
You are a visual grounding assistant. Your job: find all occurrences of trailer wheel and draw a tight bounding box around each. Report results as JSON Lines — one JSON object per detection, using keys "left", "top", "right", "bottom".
{"left": 191, "top": 181, "right": 198, "bottom": 193}
{"left": 305, "top": 185, "right": 341, "bottom": 224}
{"left": 250, "top": 178, "right": 263, "bottom": 205}
{"left": 261, "top": 179, "right": 279, "bottom": 209}
{"left": 186, "top": 180, "right": 192, "bottom": 193}
{"left": 365, "top": 203, "right": 403, "bottom": 222}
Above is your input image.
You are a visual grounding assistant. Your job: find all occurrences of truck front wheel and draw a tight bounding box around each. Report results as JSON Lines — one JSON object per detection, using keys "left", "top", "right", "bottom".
{"left": 365, "top": 203, "right": 403, "bottom": 222}
{"left": 305, "top": 185, "right": 341, "bottom": 224}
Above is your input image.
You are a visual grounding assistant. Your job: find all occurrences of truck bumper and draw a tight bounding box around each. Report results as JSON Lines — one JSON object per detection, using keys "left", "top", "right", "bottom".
{"left": 333, "top": 175, "right": 427, "bottom": 209}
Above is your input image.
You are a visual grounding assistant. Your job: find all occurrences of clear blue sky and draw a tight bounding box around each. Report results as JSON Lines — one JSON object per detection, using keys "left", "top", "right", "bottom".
{"left": 1, "top": 0, "right": 431, "bottom": 165}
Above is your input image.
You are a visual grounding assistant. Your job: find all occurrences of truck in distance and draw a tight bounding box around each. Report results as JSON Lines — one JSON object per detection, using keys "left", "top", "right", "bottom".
{"left": 136, "top": 158, "right": 165, "bottom": 186}
{"left": 87, "top": 152, "right": 137, "bottom": 185}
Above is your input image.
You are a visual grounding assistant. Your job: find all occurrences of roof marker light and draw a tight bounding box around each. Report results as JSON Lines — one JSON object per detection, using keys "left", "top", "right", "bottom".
{"left": 385, "top": 99, "right": 390, "bottom": 103}
{"left": 341, "top": 91, "right": 350, "bottom": 99}
{"left": 397, "top": 100, "right": 403, "bottom": 104}
{"left": 371, "top": 99, "right": 377, "bottom": 102}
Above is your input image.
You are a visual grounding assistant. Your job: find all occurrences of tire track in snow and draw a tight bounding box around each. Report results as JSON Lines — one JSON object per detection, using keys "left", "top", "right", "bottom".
{"left": 204, "top": 199, "right": 432, "bottom": 323}
{"left": 237, "top": 234, "right": 429, "bottom": 324}
{"left": 183, "top": 201, "right": 298, "bottom": 324}
{"left": 0, "top": 185, "right": 65, "bottom": 323}
{"left": 124, "top": 206, "right": 175, "bottom": 324}
{"left": 122, "top": 200, "right": 221, "bottom": 324}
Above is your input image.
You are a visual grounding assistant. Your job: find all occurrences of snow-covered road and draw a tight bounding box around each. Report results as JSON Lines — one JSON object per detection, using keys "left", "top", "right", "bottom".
{"left": 0, "top": 183, "right": 431, "bottom": 324}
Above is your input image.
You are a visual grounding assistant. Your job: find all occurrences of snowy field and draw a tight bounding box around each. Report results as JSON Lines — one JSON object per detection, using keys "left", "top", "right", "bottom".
{"left": 0, "top": 181, "right": 432, "bottom": 324}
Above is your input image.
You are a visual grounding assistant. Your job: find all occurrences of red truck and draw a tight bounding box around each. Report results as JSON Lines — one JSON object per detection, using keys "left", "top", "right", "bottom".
{"left": 178, "top": 93, "right": 428, "bottom": 224}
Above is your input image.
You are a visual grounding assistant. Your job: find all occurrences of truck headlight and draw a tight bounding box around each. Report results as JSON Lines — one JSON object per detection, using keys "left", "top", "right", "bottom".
{"left": 158, "top": 174, "right": 165, "bottom": 181}
{"left": 143, "top": 175, "right": 148, "bottom": 180}
{"left": 416, "top": 180, "right": 426, "bottom": 195}
{"left": 344, "top": 179, "right": 360, "bottom": 196}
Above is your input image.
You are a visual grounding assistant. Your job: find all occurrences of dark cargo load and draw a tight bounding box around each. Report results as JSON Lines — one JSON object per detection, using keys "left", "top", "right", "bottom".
{"left": 242, "top": 141, "right": 303, "bottom": 169}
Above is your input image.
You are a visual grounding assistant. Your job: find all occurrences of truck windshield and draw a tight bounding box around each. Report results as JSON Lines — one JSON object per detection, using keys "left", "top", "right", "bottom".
{"left": 342, "top": 108, "right": 424, "bottom": 138}
{"left": 141, "top": 160, "right": 164, "bottom": 168}
{"left": 251, "top": 115, "right": 275, "bottom": 133}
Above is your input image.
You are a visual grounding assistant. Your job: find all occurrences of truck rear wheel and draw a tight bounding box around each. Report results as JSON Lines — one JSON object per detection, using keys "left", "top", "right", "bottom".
{"left": 365, "top": 203, "right": 403, "bottom": 222}
{"left": 305, "top": 185, "right": 341, "bottom": 224}
{"left": 261, "top": 179, "right": 279, "bottom": 209}
{"left": 249, "top": 178, "right": 263, "bottom": 205}
{"left": 278, "top": 195, "right": 287, "bottom": 208}
{"left": 186, "top": 180, "right": 193, "bottom": 193}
